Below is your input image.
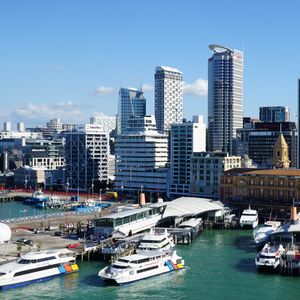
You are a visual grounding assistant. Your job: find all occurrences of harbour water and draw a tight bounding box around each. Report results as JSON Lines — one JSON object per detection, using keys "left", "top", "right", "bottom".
{"left": 1, "top": 230, "right": 300, "bottom": 299}
{"left": 0, "top": 202, "right": 62, "bottom": 221}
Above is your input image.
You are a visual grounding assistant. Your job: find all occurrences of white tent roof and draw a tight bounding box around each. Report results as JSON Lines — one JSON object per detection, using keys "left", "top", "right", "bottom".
{"left": 0, "top": 223, "right": 11, "bottom": 244}
{"left": 163, "top": 197, "right": 224, "bottom": 218}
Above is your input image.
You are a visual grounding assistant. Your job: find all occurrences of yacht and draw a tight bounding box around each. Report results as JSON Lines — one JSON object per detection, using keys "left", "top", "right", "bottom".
{"left": 239, "top": 207, "right": 258, "bottom": 229}
{"left": 255, "top": 243, "right": 284, "bottom": 271}
{"left": 254, "top": 221, "right": 281, "bottom": 247}
{"left": 136, "top": 228, "right": 175, "bottom": 253}
{"left": 98, "top": 250, "right": 184, "bottom": 284}
{"left": 0, "top": 249, "right": 78, "bottom": 290}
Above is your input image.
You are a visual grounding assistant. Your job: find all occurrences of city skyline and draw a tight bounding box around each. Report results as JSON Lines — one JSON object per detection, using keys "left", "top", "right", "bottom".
{"left": 1, "top": 0, "right": 300, "bottom": 126}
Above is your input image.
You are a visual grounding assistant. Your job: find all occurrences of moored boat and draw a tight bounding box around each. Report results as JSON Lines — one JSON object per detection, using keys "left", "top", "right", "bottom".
{"left": 0, "top": 249, "right": 78, "bottom": 289}
{"left": 254, "top": 221, "right": 281, "bottom": 247}
{"left": 239, "top": 206, "right": 258, "bottom": 229}
{"left": 136, "top": 228, "right": 175, "bottom": 253}
{"left": 255, "top": 243, "right": 284, "bottom": 271}
{"left": 98, "top": 250, "right": 184, "bottom": 284}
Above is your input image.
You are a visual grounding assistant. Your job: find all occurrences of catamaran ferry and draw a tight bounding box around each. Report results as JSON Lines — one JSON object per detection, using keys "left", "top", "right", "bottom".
{"left": 98, "top": 250, "right": 184, "bottom": 284}
{"left": 239, "top": 207, "right": 258, "bottom": 229}
{"left": 136, "top": 228, "right": 175, "bottom": 253}
{"left": 0, "top": 249, "right": 78, "bottom": 290}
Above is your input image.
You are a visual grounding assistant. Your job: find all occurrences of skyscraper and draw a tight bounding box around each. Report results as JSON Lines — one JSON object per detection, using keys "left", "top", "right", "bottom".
{"left": 154, "top": 66, "right": 183, "bottom": 133}
{"left": 169, "top": 115, "right": 206, "bottom": 197}
{"left": 208, "top": 44, "right": 243, "bottom": 154}
{"left": 64, "top": 124, "right": 109, "bottom": 191}
{"left": 259, "top": 106, "right": 289, "bottom": 123}
{"left": 117, "top": 87, "right": 146, "bottom": 134}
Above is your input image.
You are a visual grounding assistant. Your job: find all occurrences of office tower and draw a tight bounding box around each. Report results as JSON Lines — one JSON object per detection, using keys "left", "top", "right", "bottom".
{"left": 154, "top": 66, "right": 183, "bottom": 133}
{"left": 247, "top": 122, "right": 297, "bottom": 167}
{"left": 117, "top": 87, "right": 146, "bottom": 134}
{"left": 190, "top": 152, "right": 241, "bottom": 196}
{"left": 208, "top": 44, "right": 243, "bottom": 154}
{"left": 90, "top": 114, "right": 117, "bottom": 134}
{"left": 47, "top": 118, "right": 63, "bottom": 132}
{"left": 65, "top": 124, "right": 109, "bottom": 191}
{"left": 169, "top": 116, "right": 206, "bottom": 196}
{"left": 17, "top": 122, "right": 25, "bottom": 132}
{"left": 259, "top": 106, "right": 289, "bottom": 122}
{"left": 3, "top": 122, "right": 11, "bottom": 132}
{"left": 115, "top": 115, "right": 168, "bottom": 194}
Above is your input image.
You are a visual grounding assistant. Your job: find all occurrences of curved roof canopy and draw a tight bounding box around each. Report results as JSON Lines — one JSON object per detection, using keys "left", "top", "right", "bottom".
{"left": 163, "top": 197, "right": 224, "bottom": 218}
{"left": 209, "top": 44, "right": 233, "bottom": 53}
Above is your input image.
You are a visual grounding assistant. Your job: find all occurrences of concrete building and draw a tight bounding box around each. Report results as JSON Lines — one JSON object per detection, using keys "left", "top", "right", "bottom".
{"left": 64, "top": 124, "right": 109, "bottom": 192}
{"left": 14, "top": 166, "right": 45, "bottom": 188}
{"left": 154, "top": 66, "right": 183, "bottom": 133}
{"left": 117, "top": 87, "right": 146, "bottom": 134}
{"left": 46, "top": 118, "right": 63, "bottom": 132}
{"left": 221, "top": 168, "right": 300, "bottom": 206}
{"left": 169, "top": 116, "right": 206, "bottom": 197}
{"left": 208, "top": 44, "right": 243, "bottom": 154}
{"left": 90, "top": 114, "right": 116, "bottom": 134}
{"left": 114, "top": 115, "right": 168, "bottom": 195}
{"left": 190, "top": 152, "right": 241, "bottom": 197}
{"left": 259, "top": 106, "right": 289, "bottom": 123}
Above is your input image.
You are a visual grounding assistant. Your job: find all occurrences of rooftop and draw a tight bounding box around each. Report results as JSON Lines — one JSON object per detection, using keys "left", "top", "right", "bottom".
{"left": 224, "top": 168, "right": 300, "bottom": 177}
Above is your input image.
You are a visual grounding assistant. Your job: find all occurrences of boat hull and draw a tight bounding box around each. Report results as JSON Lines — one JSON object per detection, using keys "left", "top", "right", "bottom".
{"left": 0, "top": 263, "right": 79, "bottom": 290}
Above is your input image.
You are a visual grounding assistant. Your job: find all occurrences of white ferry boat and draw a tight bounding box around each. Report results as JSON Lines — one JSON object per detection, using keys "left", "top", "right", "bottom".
{"left": 239, "top": 207, "right": 258, "bottom": 229}
{"left": 0, "top": 249, "right": 78, "bottom": 290}
{"left": 255, "top": 243, "right": 284, "bottom": 271}
{"left": 254, "top": 221, "right": 281, "bottom": 246}
{"left": 98, "top": 250, "right": 184, "bottom": 284}
{"left": 136, "top": 228, "right": 175, "bottom": 253}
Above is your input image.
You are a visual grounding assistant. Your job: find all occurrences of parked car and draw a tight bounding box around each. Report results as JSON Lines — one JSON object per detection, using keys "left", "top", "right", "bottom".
{"left": 54, "top": 231, "right": 64, "bottom": 237}
{"left": 16, "top": 238, "right": 33, "bottom": 246}
{"left": 66, "top": 243, "right": 81, "bottom": 249}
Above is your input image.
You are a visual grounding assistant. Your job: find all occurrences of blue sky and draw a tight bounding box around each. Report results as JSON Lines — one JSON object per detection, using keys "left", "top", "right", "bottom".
{"left": 1, "top": 0, "right": 300, "bottom": 127}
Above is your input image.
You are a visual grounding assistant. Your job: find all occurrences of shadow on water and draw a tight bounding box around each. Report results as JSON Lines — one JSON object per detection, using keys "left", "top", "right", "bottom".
{"left": 234, "top": 235, "right": 257, "bottom": 253}
{"left": 235, "top": 258, "right": 257, "bottom": 273}
{"left": 79, "top": 274, "right": 104, "bottom": 287}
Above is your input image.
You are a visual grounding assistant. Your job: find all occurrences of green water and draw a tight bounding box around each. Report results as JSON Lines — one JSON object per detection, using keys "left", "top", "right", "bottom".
{"left": 1, "top": 230, "right": 300, "bottom": 300}
{"left": 0, "top": 202, "right": 62, "bottom": 220}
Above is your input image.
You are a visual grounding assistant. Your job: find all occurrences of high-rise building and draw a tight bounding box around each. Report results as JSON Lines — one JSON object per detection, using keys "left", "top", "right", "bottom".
{"left": 90, "top": 114, "right": 116, "bottom": 134}
{"left": 47, "top": 118, "right": 63, "bottom": 132}
{"left": 117, "top": 87, "right": 146, "bottom": 134}
{"left": 64, "top": 124, "right": 109, "bottom": 191}
{"left": 154, "top": 66, "right": 183, "bottom": 133}
{"left": 169, "top": 116, "right": 206, "bottom": 196}
{"left": 259, "top": 106, "right": 289, "bottom": 123}
{"left": 114, "top": 115, "right": 168, "bottom": 194}
{"left": 208, "top": 44, "right": 243, "bottom": 154}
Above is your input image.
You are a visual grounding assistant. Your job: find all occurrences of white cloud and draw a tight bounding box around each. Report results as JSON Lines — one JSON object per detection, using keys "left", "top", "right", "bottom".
{"left": 12, "top": 101, "right": 84, "bottom": 121}
{"left": 183, "top": 78, "right": 208, "bottom": 96}
{"left": 93, "top": 86, "right": 114, "bottom": 96}
{"left": 141, "top": 84, "right": 154, "bottom": 92}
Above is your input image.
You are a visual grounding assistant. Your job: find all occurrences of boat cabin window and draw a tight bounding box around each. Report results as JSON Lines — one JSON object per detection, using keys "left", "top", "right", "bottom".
{"left": 243, "top": 213, "right": 257, "bottom": 216}
{"left": 142, "top": 237, "right": 166, "bottom": 244}
{"left": 112, "top": 264, "right": 128, "bottom": 269}
{"left": 130, "top": 257, "right": 150, "bottom": 264}
{"left": 17, "top": 259, "right": 32, "bottom": 264}
{"left": 36, "top": 256, "right": 56, "bottom": 262}
{"left": 0, "top": 272, "right": 6, "bottom": 276}
{"left": 118, "top": 258, "right": 130, "bottom": 263}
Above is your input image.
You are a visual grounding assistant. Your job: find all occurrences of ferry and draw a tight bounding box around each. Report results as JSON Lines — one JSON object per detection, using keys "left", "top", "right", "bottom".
{"left": 93, "top": 203, "right": 167, "bottom": 239}
{"left": 98, "top": 250, "right": 184, "bottom": 284}
{"left": 254, "top": 221, "right": 281, "bottom": 247}
{"left": 136, "top": 228, "right": 175, "bottom": 253}
{"left": 239, "top": 206, "right": 258, "bottom": 229}
{"left": 0, "top": 249, "right": 79, "bottom": 290}
{"left": 255, "top": 243, "right": 284, "bottom": 271}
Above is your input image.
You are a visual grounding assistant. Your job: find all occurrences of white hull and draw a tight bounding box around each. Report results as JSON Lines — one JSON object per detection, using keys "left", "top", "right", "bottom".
{"left": 100, "top": 265, "right": 175, "bottom": 284}
{"left": 240, "top": 219, "right": 258, "bottom": 229}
